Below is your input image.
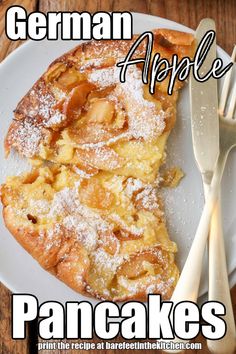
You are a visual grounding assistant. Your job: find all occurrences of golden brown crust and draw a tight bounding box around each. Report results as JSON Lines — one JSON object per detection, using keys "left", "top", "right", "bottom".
{"left": 2, "top": 28, "right": 195, "bottom": 301}
{"left": 5, "top": 29, "right": 194, "bottom": 159}
{"left": 1, "top": 166, "right": 179, "bottom": 301}
{"left": 2, "top": 198, "right": 177, "bottom": 301}
{"left": 2, "top": 207, "right": 89, "bottom": 294}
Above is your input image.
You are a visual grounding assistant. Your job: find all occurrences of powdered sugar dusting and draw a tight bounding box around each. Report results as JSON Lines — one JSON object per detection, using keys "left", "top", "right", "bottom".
{"left": 125, "top": 177, "right": 143, "bottom": 197}
{"left": 88, "top": 65, "right": 166, "bottom": 141}
{"left": 76, "top": 131, "right": 130, "bottom": 150}
{"left": 109, "top": 213, "right": 143, "bottom": 236}
{"left": 11, "top": 119, "right": 43, "bottom": 157}
{"left": 9, "top": 84, "right": 67, "bottom": 157}
{"left": 88, "top": 66, "right": 119, "bottom": 87}
{"left": 145, "top": 277, "right": 175, "bottom": 296}
{"left": 80, "top": 58, "right": 106, "bottom": 72}
{"left": 125, "top": 177, "right": 161, "bottom": 212}
{"left": 35, "top": 89, "right": 65, "bottom": 128}
{"left": 3, "top": 36, "right": 185, "bottom": 301}
{"left": 73, "top": 166, "right": 95, "bottom": 179}
{"left": 10, "top": 59, "right": 166, "bottom": 158}
{"left": 92, "top": 247, "right": 123, "bottom": 273}
{"left": 49, "top": 187, "right": 116, "bottom": 252}
{"left": 63, "top": 215, "right": 98, "bottom": 251}
{"left": 136, "top": 186, "right": 159, "bottom": 211}
{"left": 44, "top": 111, "right": 65, "bottom": 127}
{"left": 114, "top": 66, "right": 166, "bottom": 140}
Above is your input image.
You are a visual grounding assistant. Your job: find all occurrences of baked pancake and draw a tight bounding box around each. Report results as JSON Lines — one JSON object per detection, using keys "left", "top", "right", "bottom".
{"left": 1, "top": 29, "right": 194, "bottom": 300}
{"left": 1, "top": 165, "right": 179, "bottom": 300}
{"left": 5, "top": 29, "right": 194, "bottom": 183}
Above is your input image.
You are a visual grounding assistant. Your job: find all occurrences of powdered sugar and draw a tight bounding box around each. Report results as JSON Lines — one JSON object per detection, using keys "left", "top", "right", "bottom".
{"left": 80, "top": 58, "right": 105, "bottom": 72}
{"left": 109, "top": 213, "right": 143, "bottom": 236}
{"left": 145, "top": 277, "right": 175, "bottom": 296}
{"left": 125, "top": 177, "right": 160, "bottom": 212}
{"left": 76, "top": 131, "right": 130, "bottom": 150}
{"left": 91, "top": 247, "right": 123, "bottom": 273}
{"left": 49, "top": 187, "right": 78, "bottom": 217}
{"left": 135, "top": 186, "right": 159, "bottom": 211}
{"left": 63, "top": 215, "right": 98, "bottom": 251}
{"left": 73, "top": 166, "right": 94, "bottom": 178}
{"left": 10, "top": 57, "right": 166, "bottom": 160}
{"left": 113, "top": 66, "right": 166, "bottom": 140}
{"left": 12, "top": 119, "right": 43, "bottom": 157}
{"left": 125, "top": 177, "right": 143, "bottom": 197}
{"left": 88, "top": 66, "right": 120, "bottom": 87}
{"left": 2, "top": 36, "right": 185, "bottom": 301}
{"left": 44, "top": 224, "right": 62, "bottom": 251}
{"left": 44, "top": 111, "right": 65, "bottom": 127}
{"left": 28, "top": 199, "right": 50, "bottom": 214}
{"left": 35, "top": 90, "right": 65, "bottom": 128}
{"left": 36, "top": 91, "right": 55, "bottom": 119}
{"left": 48, "top": 186, "right": 116, "bottom": 252}
{"left": 9, "top": 85, "right": 66, "bottom": 157}
{"left": 88, "top": 65, "right": 166, "bottom": 140}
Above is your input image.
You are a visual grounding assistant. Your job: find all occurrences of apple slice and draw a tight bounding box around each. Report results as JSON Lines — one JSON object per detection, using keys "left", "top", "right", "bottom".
{"left": 63, "top": 82, "right": 96, "bottom": 121}
{"left": 79, "top": 178, "right": 114, "bottom": 210}
{"left": 76, "top": 146, "right": 125, "bottom": 171}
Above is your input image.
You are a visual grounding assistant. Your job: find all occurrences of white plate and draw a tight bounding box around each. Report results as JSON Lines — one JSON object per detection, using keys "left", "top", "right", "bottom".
{"left": 0, "top": 13, "right": 235, "bottom": 305}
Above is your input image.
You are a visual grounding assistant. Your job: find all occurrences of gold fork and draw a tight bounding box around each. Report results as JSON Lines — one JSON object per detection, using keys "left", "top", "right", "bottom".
{"left": 207, "top": 46, "right": 236, "bottom": 354}
{"left": 167, "top": 46, "right": 236, "bottom": 353}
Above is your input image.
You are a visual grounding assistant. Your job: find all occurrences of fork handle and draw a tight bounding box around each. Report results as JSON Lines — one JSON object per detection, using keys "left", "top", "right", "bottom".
{"left": 163, "top": 151, "right": 229, "bottom": 353}
{"left": 170, "top": 151, "right": 227, "bottom": 304}
{"left": 204, "top": 186, "right": 236, "bottom": 354}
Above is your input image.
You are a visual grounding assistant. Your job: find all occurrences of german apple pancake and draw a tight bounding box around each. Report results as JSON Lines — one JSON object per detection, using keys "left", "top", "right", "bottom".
{"left": 1, "top": 29, "right": 194, "bottom": 300}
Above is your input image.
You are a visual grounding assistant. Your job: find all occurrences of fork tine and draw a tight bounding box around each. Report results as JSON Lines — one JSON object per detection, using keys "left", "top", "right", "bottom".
{"left": 226, "top": 79, "right": 236, "bottom": 119}
{"left": 219, "top": 45, "right": 236, "bottom": 116}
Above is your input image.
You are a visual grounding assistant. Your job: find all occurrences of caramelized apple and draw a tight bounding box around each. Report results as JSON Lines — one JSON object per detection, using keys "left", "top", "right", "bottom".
{"left": 72, "top": 163, "right": 98, "bottom": 176}
{"left": 117, "top": 250, "right": 163, "bottom": 279}
{"left": 44, "top": 63, "right": 67, "bottom": 83}
{"left": 68, "top": 123, "right": 123, "bottom": 145}
{"left": 87, "top": 87, "right": 114, "bottom": 101}
{"left": 86, "top": 99, "right": 115, "bottom": 124}
{"left": 112, "top": 109, "right": 127, "bottom": 129}
{"left": 98, "top": 229, "right": 119, "bottom": 255}
{"left": 57, "top": 67, "right": 85, "bottom": 90}
{"left": 114, "top": 228, "right": 142, "bottom": 241}
{"left": 76, "top": 146, "right": 124, "bottom": 171}
{"left": 79, "top": 178, "right": 114, "bottom": 209}
{"left": 63, "top": 82, "right": 96, "bottom": 121}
